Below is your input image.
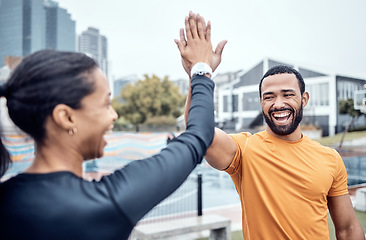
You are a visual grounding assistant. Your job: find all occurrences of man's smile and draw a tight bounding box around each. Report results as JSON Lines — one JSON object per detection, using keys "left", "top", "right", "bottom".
{"left": 270, "top": 109, "right": 293, "bottom": 125}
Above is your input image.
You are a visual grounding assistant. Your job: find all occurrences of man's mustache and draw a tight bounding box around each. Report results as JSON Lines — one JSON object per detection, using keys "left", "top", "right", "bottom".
{"left": 268, "top": 108, "right": 293, "bottom": 115}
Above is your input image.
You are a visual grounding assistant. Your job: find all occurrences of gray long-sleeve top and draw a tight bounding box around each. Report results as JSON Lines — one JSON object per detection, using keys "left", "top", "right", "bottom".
{"left": 0, "top": 75, "right": 215, "bottom": 240}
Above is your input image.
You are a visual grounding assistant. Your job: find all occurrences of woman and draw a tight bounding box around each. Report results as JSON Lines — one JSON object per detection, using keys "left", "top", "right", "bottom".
{"left": 0, "top": 13, "right": 218, "bottom": 240}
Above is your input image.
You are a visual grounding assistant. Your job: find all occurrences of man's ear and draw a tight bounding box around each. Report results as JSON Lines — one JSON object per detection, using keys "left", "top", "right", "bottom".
{"left": 302, "top": 92, "right": 310, "bottom": 108}
{"left": 52, "top": 104, "right": 76, "bottom": 130}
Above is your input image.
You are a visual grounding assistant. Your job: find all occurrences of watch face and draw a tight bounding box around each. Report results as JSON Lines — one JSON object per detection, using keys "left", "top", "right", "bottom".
{"left": 197, "top": 63, "right": 206, "bottom": 71}
{"left": 191, "top": 62, "right": 212, "bottom": 77}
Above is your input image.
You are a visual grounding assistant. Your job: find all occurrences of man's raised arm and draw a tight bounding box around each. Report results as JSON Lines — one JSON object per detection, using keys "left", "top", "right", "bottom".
{"left": 175, "top": 11, "right": 236, "bottom": 170}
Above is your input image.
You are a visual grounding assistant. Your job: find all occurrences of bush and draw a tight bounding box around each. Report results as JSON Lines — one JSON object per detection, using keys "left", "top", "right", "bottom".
{"left": 143, "top": 116, "right": 177, "bottom": 127}
{"left": 349, "top": 126, "right": 366, "bottom": 132}
{"left": 113, "top": 117, "right": 134, "bottom": 131}
{"left": 139, "top": 116, "right": 178, "bottom": 132}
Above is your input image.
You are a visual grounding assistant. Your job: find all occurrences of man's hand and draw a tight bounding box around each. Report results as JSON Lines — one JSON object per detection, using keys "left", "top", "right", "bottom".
{"left": 175, "top": 11, "right": 227, "bottom": 77}
{"left": 212, "top": 40, "right": 228, "bottom": 72}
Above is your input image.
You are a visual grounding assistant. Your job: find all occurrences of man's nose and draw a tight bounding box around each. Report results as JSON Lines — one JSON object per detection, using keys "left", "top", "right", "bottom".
{"left": 273, "top": 96, "right": 286, "bottom": 109}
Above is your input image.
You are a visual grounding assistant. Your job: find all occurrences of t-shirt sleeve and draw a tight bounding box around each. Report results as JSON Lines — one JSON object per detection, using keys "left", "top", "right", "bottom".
{"left": 224, "top": 132, "right": 251, "bottom": 175}
{"left": 328, "top": 150, "right": 349, "bottom": 197}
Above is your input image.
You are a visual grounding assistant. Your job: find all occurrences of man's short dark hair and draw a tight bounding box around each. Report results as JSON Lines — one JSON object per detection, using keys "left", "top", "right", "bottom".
{"left": 259, "top": 65, "right": 305, "bottom": 97}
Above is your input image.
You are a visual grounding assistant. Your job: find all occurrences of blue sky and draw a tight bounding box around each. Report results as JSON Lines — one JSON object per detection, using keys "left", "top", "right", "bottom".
{"left": 57, "top": 0, "right": 366, "bottom": 81}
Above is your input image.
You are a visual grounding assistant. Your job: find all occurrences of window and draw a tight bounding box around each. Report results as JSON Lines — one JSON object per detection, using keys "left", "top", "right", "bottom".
{"left": 223, "top": 95, "right": 228, "bottom": 112}
{"left": 232, "top": 94, "right": 238, "bottom": 112}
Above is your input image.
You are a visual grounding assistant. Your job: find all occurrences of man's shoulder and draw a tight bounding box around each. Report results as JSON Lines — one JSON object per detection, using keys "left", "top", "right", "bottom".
{"left": 228, "top": 130, "right": 265, "bottom": 145}
{"left": 229, "top": 130, "right": 265, "bottom": 137}
{"left": 301, "top": 135, "right": 341, "bottom": 160}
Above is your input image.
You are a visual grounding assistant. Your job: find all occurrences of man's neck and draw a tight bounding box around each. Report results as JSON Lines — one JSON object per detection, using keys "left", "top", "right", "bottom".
{"left": 266, "top": 127, "right": 303, "bottom": 141}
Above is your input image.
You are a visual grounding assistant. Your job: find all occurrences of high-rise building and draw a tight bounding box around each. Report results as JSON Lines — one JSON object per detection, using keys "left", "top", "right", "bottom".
{"left": 0, "top": 0, "right": 45, "bottom": 66}
{"left": 0, "top": 0, "right": 75, "bottom": 66}
{"left": 45, "top": 0, "right": 76, "bottom": 51}
{"left": 113, "top": 75, "right": 138, "bottom": 100}
{"left": 79, "top": 27, "right": 108, "bottom": 77}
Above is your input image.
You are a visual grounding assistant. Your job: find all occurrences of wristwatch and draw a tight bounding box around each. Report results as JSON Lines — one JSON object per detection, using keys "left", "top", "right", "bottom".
{"left": 190, "top": 62, "right": 212, "bottom": 78}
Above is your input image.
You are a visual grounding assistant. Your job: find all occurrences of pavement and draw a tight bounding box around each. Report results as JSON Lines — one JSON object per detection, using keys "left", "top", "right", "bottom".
{"left": 203, "top": 204, "right": 242, "bottom": 232}
{"left": 331, "top": 136, "right": 366, "bottom": 154}
{"left": 338, "top": 136, "right": 366, "bottom": 148}
{"left": 139, "top": 204, "right": 243, "bottom": 240}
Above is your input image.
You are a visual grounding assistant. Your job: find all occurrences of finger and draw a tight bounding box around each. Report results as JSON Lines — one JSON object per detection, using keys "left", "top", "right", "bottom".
{"left": 185, "top": 16, "right": 193, "bottom": 41}
{"left": 189, "top": 10, "right": 196, "bottom": 19}
{"left": 189, "top": 12, "right": 199, "bottom": 39}
{"left": 206, "top": 20, "right": 212, "bottom": 42}
{"left": 196, "top": 14, "right": 205, "bottom": 39}
{"left": 174, "top": 39, "right": 184, "bottom": 54}
{"left": 214, "top": 40, "right": 228, "bottom": 55}
{"left": 196, "top": 14, "right": 207, "bottom": 36}
{"left": 179, "top": 28, "right": 187, "bottom": 47}
{"left": 200, "top": 15, "right": 207, "bottom": 36}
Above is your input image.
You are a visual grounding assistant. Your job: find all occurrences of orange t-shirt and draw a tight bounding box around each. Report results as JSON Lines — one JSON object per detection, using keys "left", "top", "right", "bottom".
{"left": 225, "top": 130, "right": 348, "bottom": 240}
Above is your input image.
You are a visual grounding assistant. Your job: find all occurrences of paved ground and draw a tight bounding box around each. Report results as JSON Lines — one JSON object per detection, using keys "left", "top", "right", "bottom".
{"left": 203, "top": 204, "right": 242, "bottom": 232}
{"left": 133, "top": 204, "right": 243, "bottom": 240}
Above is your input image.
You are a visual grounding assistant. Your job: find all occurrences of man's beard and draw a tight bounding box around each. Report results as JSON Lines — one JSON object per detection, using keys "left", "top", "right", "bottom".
{"left": 263, "top": 103, "right": 303, "bottom": 136}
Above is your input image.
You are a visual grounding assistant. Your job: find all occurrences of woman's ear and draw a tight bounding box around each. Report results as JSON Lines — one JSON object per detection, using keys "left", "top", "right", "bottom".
{"left": 52, "top": 104, "right": 76, "bottom": 130}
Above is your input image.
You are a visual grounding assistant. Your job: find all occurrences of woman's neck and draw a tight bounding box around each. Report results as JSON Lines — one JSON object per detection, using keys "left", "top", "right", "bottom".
{"left": 25, "top": 144, "right": 83, "bottom": 177}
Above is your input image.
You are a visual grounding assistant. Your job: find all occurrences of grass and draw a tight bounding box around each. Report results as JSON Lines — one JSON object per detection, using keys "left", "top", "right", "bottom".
{"left": 314, "top": 130, "right": 366, "bottom": 146}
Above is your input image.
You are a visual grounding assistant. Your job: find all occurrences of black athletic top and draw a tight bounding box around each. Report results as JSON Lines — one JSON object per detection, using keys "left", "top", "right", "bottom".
{"left": 0, "top": 76, "right": 215, "bottom": 240}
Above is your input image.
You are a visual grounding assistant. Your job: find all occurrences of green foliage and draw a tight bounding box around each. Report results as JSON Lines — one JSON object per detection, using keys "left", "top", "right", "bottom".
{"left": 338, "top": 98, "right": 363, "bottom": 118}
{"left": 112, "top": 117, "right": 133, "bottom": 131}
{"left": 144, "top": 116, "right": 177, "bottom": 127}
{"left": 116, "top": 74, "right": 185, "bottom": 131}
{"left": 111, "top": 97, "right": 123, "bottom": 115}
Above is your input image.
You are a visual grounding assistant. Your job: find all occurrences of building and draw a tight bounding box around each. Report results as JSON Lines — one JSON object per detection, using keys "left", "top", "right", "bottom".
{"left": 113, "top": 75, "right": 138, "bottom": 100}
{"left": 45, "top": 0, "right": 76, "bottom": 51}
{"left": 0, "top": 0, "right": 76, "bottom": 67}
{"left": 212, "top": 71, "right": 243, "bottom": 128}
{"left": 78, "top": 27, "right": 108, "bottom": 77}
{"left": 0, "top": 0, "right": 45, "bottom": 66}
{"left": 215, "top": 58, "right": 366, "bottom": 136}
{"left": 170, "top": 78, "right": 189, "bottom": 96}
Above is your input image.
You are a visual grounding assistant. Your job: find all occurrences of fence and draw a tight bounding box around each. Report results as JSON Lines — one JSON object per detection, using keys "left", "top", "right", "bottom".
{"left": 137, "top": 173, "right": 203, "bottom": 226}
{"left": 343, "top": 154, "right": 366, "bottom": 186}
{"left": 129, "top": 173, "right": 234, "bottom": 240}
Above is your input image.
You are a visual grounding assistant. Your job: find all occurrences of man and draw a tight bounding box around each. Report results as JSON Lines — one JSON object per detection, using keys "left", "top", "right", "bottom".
{"left": 176, "top": 14, "right": 365, "bottom": 240}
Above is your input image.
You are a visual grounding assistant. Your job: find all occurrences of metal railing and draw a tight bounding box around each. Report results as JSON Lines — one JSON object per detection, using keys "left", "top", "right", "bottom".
{"left": 137, "top": 173, "right": 203, "bottom": 225}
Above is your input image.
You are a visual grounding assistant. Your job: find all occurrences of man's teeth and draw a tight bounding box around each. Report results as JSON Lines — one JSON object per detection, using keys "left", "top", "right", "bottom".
{"left": 273, "top": 112, "right": 290, "bottom": 118}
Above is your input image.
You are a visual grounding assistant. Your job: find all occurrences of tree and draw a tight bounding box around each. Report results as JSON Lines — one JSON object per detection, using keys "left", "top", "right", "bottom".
{"left": 338, "top": 98, "right": 363, "bottom": 148}
{"left": 117, "top": 74, "right": 185, "bottom": 131}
